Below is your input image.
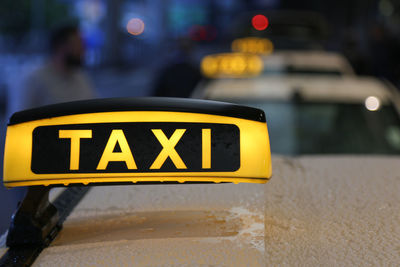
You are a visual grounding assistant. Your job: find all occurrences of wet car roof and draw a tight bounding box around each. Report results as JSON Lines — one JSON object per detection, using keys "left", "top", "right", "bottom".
{"left": 7, "top": 156, "right": 397, "bottom": 266}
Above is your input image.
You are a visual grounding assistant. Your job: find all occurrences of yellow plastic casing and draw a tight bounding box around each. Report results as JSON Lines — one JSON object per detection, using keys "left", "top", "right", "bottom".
{"left": 3, "top": 111, "right": 271, "bottom": 187}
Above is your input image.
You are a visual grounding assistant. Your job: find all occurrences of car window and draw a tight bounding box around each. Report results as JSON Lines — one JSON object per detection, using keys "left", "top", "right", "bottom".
{"left": 237, "top": 100, "right": 400, "bottom": 155}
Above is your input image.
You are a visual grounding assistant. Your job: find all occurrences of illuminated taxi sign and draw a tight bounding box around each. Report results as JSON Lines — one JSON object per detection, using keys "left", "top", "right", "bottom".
{"left": 3, "top": 98, "right": 272, "bottom": 187}
{"left": 232, "top": 37, "right": 274, "bottom": 55}
{"left": 201, "top": 53, "right": 263, "bottom": 79}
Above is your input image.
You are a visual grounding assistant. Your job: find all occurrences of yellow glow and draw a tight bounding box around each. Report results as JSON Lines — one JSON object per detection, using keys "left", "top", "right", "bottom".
{"left": 59, "top": 130, "right": 92, "bottom": 170}
{"left": 126, "top": 18, "right": 145, "bottom": 36}
{"left": 202, "top": 129, "right": 211, "bottom": 169}
{"left": 220, "top": 56, "right": 232, "bottom": 75}
{"left": 231, "top": 37, "right": 274, "bottom": 55}
{"left": 97, "top": 130, "right": 137, "bottom": 170}
{"left": 231, "top": 56, "right": 247, "bottom": 74}
{"left": 200, "top": 53, "right": 263, "bottom": 78}
{"left": 201, "top": 57, "right": 219, "bottom": 77}
{"left": 247, "top": 55, "right": 263, "bottom": 74}
{"left": 150, "top": 129, "right": 187, "bottom": 169}
{"left": 3, "top": 111, "right": 271, "bottom": 187}
{"left": 365, "top": 96, "right": 380, "bottom": 111}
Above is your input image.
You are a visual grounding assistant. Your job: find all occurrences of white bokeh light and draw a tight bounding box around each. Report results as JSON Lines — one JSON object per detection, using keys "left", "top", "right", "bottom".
{"left": 126, "top": 18, "right": 145, "bottom": 36}
{"left": 365, "top": 96, "right": 380, "bottom": 111}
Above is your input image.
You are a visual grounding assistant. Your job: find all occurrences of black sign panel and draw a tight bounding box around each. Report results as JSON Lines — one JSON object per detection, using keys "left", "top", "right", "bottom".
{"left": 31, "top": 123, "right": 240, "bottom": 174}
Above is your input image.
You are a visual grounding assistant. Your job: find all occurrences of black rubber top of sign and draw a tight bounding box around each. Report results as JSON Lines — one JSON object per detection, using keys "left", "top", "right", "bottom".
{"left": 9, "top": 97, "right": 266, "bottom": 125}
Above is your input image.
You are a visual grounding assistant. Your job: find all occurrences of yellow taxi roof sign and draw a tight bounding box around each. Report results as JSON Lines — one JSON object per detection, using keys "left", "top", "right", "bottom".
{"left": 232, "top": 37, "right": 274, "bottom": 55}
{"left": 201, "top": 53, "right": 263, "bottom": 79}
{"left": 3, "top": 98, "right": 272, "bottom": 187}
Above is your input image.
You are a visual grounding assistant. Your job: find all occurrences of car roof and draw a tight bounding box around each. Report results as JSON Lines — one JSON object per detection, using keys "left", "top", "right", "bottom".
{"left": 4, "top": 156, "right": 398, "bottom": 266}
{"left": 262, "top": 50, "right": 355, "bottom": 74}
{"left": 203, "top": 75, "right": 392, "bottom": 103}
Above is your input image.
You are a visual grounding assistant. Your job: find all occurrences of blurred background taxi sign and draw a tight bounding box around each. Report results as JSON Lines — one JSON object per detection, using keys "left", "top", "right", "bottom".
{"left": 3, "top": 98, "right": 271, "bottom": 187}
{"left": 201, "top": 53, "right": 263, "bottom": 79}
{"left": 232, "top": 37, "right": 274, "bottom": 55}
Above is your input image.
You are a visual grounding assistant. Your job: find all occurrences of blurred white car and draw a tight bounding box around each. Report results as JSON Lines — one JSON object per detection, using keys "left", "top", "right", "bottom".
{"left": 261, "top": 50, "right": 355, "bottom": 76}
{"left": 195, "top": 75, "right": 400, "bottom": 155}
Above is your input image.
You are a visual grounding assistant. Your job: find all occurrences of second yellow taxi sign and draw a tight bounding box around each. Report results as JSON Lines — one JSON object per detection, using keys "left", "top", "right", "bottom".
{"left": 201, "top": 53, "right": 263, "bottom": 79}
{"left": 232, "top": 37, "right": 274, "bottom": 55}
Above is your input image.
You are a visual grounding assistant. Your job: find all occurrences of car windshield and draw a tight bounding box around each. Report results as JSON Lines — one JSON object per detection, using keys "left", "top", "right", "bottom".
{"left": 236, "top": 100, "right": 400, "bottom": 155}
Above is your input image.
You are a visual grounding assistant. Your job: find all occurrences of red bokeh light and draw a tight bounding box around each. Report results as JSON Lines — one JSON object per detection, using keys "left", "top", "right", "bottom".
{"left": 252, "top": 15, "right": 269, "bottom": 31}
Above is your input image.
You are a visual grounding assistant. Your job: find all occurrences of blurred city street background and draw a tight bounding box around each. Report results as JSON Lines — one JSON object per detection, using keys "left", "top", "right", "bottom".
{"left": 1, "top": 0, "right": 400, "bottom": 233}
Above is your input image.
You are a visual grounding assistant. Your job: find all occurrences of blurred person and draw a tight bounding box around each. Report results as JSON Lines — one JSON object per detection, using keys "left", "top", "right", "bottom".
{"left": 9, "top": 24, "right": 96, "bottom": 113}
{"left": 153, "top": 38, "right": 202, "bottom": 98}
{"left": 0, "top": 24, "right": 96, "bottom": 233}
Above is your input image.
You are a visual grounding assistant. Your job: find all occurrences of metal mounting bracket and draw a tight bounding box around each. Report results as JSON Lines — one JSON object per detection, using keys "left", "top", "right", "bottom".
{"left": 6, "top": 186, "right": 59, "bottom": 247}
